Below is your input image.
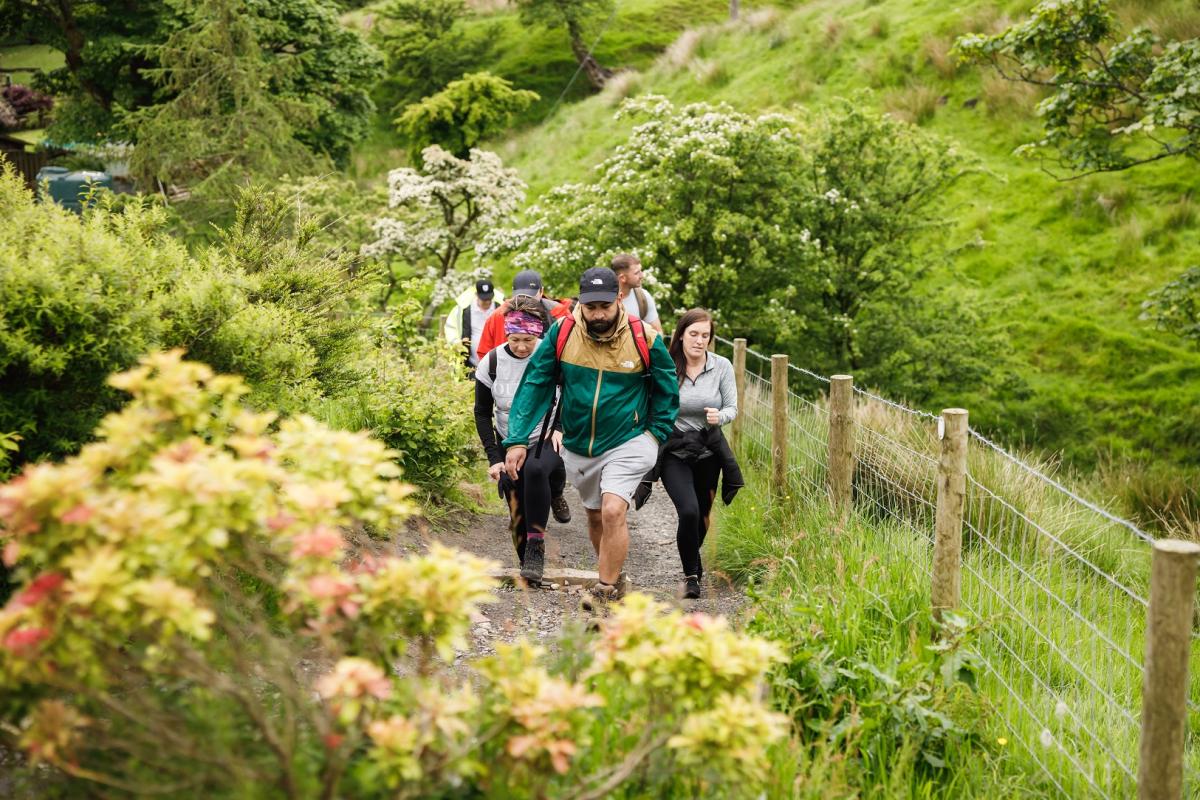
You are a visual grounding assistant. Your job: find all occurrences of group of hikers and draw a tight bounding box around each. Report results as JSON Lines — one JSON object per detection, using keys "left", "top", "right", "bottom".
{"left": 448, "top": 254, "right": 743, "bottom": 612}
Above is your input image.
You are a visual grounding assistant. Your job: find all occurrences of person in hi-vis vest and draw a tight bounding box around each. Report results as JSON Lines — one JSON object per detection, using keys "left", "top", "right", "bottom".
{"left": 444, "top": 278, "right": 504, "bottom": 368}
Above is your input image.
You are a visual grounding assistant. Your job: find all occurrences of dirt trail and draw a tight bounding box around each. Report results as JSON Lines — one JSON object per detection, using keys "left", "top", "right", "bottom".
{"left": 397, "top": 482, "right": 748, "bottom": 656}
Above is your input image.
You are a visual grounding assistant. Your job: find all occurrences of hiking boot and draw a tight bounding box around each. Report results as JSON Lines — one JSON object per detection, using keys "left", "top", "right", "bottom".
{"left": 683, "top": 575, "right": 701, "bottom": 600}
{"left": 580, "top": 581, "right": 621, "bottom": 614}
{"left": 551, "top": 493, "right": 572, "bottom": 524}
{"left": 521, "top": 538, "right": 545, "bottom": 585}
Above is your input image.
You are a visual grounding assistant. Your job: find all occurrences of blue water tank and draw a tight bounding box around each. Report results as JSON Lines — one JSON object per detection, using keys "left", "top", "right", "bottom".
{"left": 35, "top": 166, "right": 114, "bottom": 213}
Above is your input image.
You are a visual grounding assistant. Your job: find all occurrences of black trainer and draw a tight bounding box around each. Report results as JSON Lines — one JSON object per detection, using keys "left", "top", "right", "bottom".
{"left": 551, "top": 494, "right": 572, "bottom": 524}
{"left": 683, "top": 575, "right": 701, "bottom": 600}
{"left": 521, "top": 538, "right": 545, "bottom": 584}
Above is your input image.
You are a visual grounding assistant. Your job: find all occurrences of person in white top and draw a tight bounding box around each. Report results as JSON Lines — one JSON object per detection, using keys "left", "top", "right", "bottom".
{"left": 611, "top": 253, "right": 662, "bottom": 333}
{"left": 444, "top": 278, "right": 504, "bottom": 367}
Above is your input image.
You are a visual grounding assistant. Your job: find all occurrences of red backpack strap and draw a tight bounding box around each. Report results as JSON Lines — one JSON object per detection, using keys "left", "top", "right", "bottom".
{"left": 628, "top": 317, "right": 651, "bottom": 370}
{"left": 555, "top": 316, "right": 576, "bottom": 360}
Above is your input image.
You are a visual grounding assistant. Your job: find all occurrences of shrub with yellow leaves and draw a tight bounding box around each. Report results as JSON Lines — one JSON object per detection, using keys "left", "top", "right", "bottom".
{"left": 0, "top": 351, "right": 789, "bottom": 799}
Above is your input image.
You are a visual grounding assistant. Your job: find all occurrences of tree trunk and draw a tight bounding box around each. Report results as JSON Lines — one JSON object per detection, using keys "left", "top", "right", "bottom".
{"left": 730, "top": 0, "right": 740, "bottom": 20}
{"left": 567, "top": 21, "right": 613, "bottom": 90}
{"left": 55, "top": 0, "right": 111, "bottom": 110}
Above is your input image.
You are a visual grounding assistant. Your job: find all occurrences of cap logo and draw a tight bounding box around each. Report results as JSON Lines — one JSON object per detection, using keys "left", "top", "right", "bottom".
{"left": 592, "top": 278, "right": 603, "bottom": 285}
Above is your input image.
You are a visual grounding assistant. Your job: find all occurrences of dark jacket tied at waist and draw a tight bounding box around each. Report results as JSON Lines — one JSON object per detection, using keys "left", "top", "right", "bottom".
{"left": 635, "top": 426, "right": 745, "bottom": 509}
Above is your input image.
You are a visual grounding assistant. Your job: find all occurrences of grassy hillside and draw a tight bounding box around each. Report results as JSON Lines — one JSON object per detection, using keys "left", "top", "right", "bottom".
{"left": 457, "top": 0, "right": 1200, "bottom": 475}
{"left": 0, "top": 43, "right": 63, "bottom": 84}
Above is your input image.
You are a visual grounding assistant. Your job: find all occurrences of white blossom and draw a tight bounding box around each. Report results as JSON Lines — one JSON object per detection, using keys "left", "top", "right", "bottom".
{"left": 362, "top": 146, "right": 526, "bottom": 276}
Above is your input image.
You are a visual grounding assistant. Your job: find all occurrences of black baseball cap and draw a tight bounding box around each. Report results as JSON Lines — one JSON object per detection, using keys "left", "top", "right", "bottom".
{"left": 512, "top": 269, "right": 543, "bottom": 297}
{"left": 578, "top": 267, "right": 619, "bottom": 304}
{"left": 475, "top": 278, "right": 494, "bottom": 300}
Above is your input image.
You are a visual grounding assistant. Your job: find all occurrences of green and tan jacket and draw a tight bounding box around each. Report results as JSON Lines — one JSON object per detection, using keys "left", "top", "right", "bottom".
{"left": 503, "top": 305, "right": 679, "bottom": 457}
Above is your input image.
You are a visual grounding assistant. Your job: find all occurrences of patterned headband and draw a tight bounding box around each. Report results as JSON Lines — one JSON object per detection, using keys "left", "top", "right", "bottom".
{"left": 504, "top": 310, "right": 545, "bottom": 337}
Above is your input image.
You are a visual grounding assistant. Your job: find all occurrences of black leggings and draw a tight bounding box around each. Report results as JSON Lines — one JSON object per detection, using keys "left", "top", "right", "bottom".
{"left": 660, "top": 452, "right": 722, "bottom": 579}
{"left": 501, "top": 446, "right": 566, "bottom": 563}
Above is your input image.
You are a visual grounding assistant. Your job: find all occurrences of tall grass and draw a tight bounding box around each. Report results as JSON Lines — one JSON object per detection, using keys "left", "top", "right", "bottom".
{"left": 709, "top": 466, "right": 1039, "bottom": 798}
{"left": 713, "top": 370, "right": 1200, "bottom": 797}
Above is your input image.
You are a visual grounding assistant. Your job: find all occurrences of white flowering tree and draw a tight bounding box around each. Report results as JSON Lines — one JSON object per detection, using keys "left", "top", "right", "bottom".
{"left": 364, "top": 145, "right": 526, "bottom": 317}
{"left": 481, "top": 96, "right": 995, "bottom": 402}
{"left": 478, "top": 95, "right": 824, "bottom": 345}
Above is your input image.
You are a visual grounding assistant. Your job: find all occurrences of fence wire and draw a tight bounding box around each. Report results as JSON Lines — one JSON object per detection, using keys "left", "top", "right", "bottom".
{"left": 716, "top": 336, "right": 1199, "bottom": 798}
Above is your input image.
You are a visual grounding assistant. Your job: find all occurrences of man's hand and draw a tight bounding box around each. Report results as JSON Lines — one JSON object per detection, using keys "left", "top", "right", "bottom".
{"left": 505, "top": 446, "right": 527, "bottom": 480}
{"left": 549, "top": 431, "right": 564, "bottom": 453}
{"left": 488, "top": 462, "right": 504, "bottom": 481}
{"left": 705, "top": 407, "right": 720, "bottom": 426}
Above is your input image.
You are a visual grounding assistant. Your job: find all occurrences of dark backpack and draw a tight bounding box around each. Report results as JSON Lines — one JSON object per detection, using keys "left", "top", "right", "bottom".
{"left": 533, "top": 315, "right": 653, "bottom": 458}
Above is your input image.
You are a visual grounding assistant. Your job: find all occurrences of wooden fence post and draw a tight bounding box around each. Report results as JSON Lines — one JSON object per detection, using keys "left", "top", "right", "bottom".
{"left": 1138, "top": 539, "right": 1200, "bottom": 800}
{"left": 771, "top": 354, "right": 788, "bottom": 497}
{"left": 731, "top": 339, "right": 747, "bottom": 448}
{"left": 828, "top": 375, "right": 854, "bottom": 515}
{"left": 931, "top": 408, "right": 968, "bottom": 622}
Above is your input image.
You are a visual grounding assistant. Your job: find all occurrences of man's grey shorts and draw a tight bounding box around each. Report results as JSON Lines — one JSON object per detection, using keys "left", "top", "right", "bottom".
{"left": 563, "top": 432, "right": 659, "bottom": 511}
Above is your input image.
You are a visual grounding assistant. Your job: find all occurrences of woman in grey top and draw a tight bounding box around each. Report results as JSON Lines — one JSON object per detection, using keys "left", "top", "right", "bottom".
{"left": 661, "top": 308, "right": 738, "bottom": 599}
{"left": 473, "top": 295, "right": 565, "bottom": 584}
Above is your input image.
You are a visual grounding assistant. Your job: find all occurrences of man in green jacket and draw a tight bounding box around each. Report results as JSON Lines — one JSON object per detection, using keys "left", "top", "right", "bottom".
{"left": 504, "top": 267, "right": 679, "bottom": 610}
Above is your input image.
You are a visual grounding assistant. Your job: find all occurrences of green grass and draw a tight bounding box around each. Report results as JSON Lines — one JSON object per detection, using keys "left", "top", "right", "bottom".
{"left": 454, "top": 0, "right": 1200, "bottom": 475}
{"left": 711, "top": 379, "right": 1200, "bottom": 797}
{"left": 0, "top": 43, "right": 63, "bottom": 85}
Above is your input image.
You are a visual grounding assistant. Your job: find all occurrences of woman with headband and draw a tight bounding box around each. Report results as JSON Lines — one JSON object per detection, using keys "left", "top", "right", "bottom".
{"left": 473, "top": 294, "right": 564, "bottom": 584}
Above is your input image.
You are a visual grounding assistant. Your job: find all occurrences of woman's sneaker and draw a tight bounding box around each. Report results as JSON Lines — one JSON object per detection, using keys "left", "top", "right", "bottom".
{"left": 551, "top": 494, "right": 572, "bottom": 523}
{"left": 683, "top": 575, "right": 701, "bottom": 600}
{"left": 520, "top": 538, "right": 545, "bottom": 584}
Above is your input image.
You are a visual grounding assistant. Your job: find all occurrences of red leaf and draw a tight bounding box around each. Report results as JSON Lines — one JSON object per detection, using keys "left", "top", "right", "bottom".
{"left": 3, "top": 627, "right": 50, "bottom": 653}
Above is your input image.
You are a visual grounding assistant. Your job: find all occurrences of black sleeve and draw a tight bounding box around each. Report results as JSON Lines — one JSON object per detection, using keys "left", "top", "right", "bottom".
{"left": 474, "top": 379, "right": 505, "bottom": 465}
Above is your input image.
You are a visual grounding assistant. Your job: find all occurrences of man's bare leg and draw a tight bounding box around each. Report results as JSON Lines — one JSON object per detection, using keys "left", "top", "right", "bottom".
{"left": 586, "top": 508, "right": 603, "bottom": 556}
{"left": 597, "top": 493, "right": 630, "bottom": 586}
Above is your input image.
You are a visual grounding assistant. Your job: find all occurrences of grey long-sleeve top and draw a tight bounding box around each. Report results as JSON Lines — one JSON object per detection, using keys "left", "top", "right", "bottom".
{"left": 675, "top": 352, "right": 738, "bottom": 432}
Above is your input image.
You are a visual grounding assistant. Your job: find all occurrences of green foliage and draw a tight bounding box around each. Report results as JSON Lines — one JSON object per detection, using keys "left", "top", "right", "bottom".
{"left": 250, "top": 0, "right": 384, "bottom": 165}
{"left": 395, "top": 71, "right": 539, "bottom": 159}
{"left": 351, "top": 298, "right": 478, "bottom": 492}
{"left": 490, "top": 0, "right": 1200, "bottom": 470}
{"left": 955, "top": 0, "right": 1200, "bottom": 175}
{"left": 0, "top": 0, "right": 169, "bottom": 143}
{"left": 372, "top": 0, "right": 495, "bottom": 116}
{"left": 0, "top": 169, "right": 369, "bottom": 462}
{"left": 0, "top": 433, "right": 19, "bottom": 483}
{"left": 0, "top": 170, "right": 179, "bottom": 465}
{"left": 0, "top": 353, "right": 787, "bottom": 796}
{"left": 126, "top": 0, "right": 323, "bottom": 200}
{"left": 3, "top": 0, "right": 381, "bottom": 159}
{"left": 516, "top": 0, "right": 615, "bottom": 41}
{"left": 515, "top": 0, "right": 617, "bottom": 89}
{"left": 486, "top": 96, "right": 1007, "bottom": 402}
{"left": 709, "top": 468, "right": 1051, "bottom": 796}
{"left": 1141, "top": 265, "right": 1200, "bottom": 346}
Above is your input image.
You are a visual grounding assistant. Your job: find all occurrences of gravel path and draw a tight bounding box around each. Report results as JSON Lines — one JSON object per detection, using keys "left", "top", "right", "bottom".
{"left": 397, "top": 481, "right": 748, "bottom": 656}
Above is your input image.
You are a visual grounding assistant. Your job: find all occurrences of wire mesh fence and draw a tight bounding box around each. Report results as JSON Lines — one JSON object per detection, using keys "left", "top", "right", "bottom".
{"left": 712, "top": 335, "right": 1199, "bottom": 798}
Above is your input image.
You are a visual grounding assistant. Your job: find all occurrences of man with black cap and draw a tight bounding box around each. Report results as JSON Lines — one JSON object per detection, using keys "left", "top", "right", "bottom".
{"left": 502, "top": 267, "right": 679, "bottom": 613}
{"left": 444, "top": 277, "right": 503, "bottom": 368}
{"left": 475, "top": 269, "right": 572, "bottom": 362}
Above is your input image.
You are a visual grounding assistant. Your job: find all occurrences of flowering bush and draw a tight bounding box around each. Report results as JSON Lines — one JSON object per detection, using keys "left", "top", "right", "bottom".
{"left": 1, "top": 85, "right": 53, "bottom": 115}
{"left": 0, "top": 352, "right": 786, "bottom": 797}
{"left": 363, "top": 146, "right": 525, "bottom": 322}
{"left": 481, "top": 95, "right": 1008, "bottom": 403}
